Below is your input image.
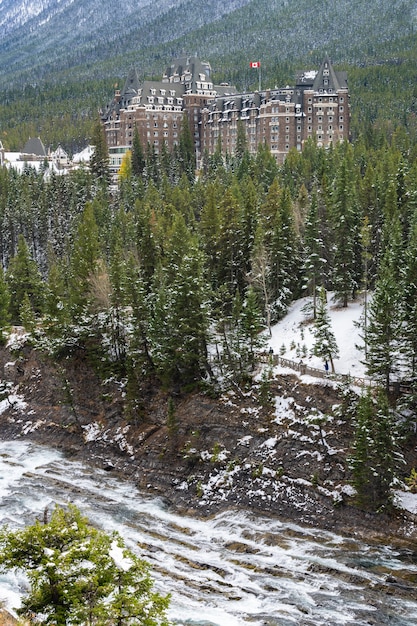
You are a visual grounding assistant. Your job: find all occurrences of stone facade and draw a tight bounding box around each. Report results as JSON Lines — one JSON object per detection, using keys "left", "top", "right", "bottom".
{"left": 101, "top": 56, "right": 349, "bottom": 174}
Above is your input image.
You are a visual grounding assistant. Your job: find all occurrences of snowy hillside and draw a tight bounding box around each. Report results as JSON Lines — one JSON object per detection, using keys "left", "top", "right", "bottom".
{"left": 266, "top": 294, "right": 367, "bottom": 378}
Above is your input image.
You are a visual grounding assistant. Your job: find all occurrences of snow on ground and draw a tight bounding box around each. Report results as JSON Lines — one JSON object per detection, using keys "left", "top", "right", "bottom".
{"left": 393, "top": 490, "right": 417, "bottom": 515}
{"left": 262, "top": 294, "right": 417, "bottom": 517}
{"left": 266, "top": 294, "right": 367, "bottom": 377}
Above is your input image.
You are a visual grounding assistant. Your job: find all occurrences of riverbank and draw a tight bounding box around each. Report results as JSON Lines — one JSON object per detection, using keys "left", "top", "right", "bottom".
{"left": 0, "top": 342, "right": 416, "bottom": 547}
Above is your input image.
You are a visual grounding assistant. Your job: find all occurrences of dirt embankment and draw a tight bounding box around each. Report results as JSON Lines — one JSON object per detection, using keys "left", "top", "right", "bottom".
{"left": 1, "top": 343, "right": 417, "bottom": 546}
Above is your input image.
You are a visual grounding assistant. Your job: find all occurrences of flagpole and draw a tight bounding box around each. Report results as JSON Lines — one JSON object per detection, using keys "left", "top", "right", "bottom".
{"left": 250, "top": 61, "right": 261, "bottom": 90}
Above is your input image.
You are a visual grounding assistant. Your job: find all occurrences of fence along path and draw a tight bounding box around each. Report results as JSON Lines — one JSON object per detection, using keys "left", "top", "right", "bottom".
{"left": 259, "top": 353, "right": 375, "bottom": 389}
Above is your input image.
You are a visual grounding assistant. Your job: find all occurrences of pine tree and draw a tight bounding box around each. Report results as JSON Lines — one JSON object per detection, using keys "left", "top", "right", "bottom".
{"left": 365, "top": 216, "right": 403, "bottom": 392}
{"left": 401, "top": 211, "right": 417, "bottom": 376}
{"left": 331, "top": 143, "right": 361, "bottom": 307}
{"left": 89, "top": 116, "right": 110, "bottom": 186}
{"left": 0, "top": 266, "right": 11, "bottom": 344}
{"left": 312, "top": 287, "right": 339, "bottom": 373}
{"left": 177, "top": 113, "right": 195, "bottom": 183}
{"left": 239, "top": 286, "right": 267, "bottom": 370}
{"left": 269, "top": 185, "right": 300, "bottom": 320}
{"left": 0, "top": 504, "right": 171, "bottom": 626}
{"left": 131, "top": 126, "right": 145, "bottom": 177}
{"left": 248, "top": 221, "right": 273, "bottom": 335}
{"left": 350, "top": 391, "right": 402, "bottom": 510}
{"left": 68, "top": 202, "right": 102, "bottom": 319}
{"left": 150, "top": 215, "right": 210, "bottom": 388}
{"left": 220, "top": 287, "right": 266, "bottom": 385}
{"left": 19, "top": 291, "right": 36, "bottom": 333}
{"left": 302, "top": 186, "right": 326, "bottom": 318}
{"left": 6, "top": 234, "right": 44, "bottom": 323}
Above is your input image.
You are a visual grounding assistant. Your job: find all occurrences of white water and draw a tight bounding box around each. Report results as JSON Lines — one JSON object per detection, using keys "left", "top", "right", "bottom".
{"left": 0, "top": 440, "right": 416, "bottom": 625}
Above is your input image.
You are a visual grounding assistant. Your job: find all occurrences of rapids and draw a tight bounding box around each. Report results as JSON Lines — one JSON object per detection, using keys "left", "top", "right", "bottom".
{"left": 0, "top": 440, "right": 416, "bottom": 625}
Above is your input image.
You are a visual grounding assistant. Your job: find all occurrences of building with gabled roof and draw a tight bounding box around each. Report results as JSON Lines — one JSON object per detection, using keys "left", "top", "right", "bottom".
{"left": 101, "top": 55, "right": 236, "bottom": 175}
{"left": 201, "top": 56, "right": 349, "bottom": 164}
{"left": 101, "top": 55, "right": 350, "bottom": 173}
{"left": 22, "top": 137, "right": 47, "bottom": 158}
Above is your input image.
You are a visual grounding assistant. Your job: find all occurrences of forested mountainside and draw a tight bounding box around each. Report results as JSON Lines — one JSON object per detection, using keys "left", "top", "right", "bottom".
{"left": 1, "top": 0, "right": 417, "bottom": 151}
{"left": 0, "top": 0, "right": 415, "bottom": 85}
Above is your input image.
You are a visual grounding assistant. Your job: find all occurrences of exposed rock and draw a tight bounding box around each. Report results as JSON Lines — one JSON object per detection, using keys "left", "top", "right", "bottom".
{"left": 1, "top": 343, "right": 416, "bottom": 547}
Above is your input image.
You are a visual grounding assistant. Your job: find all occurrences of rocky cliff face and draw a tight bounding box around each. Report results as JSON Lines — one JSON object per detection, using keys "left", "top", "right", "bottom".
{"left": 1, "top": 342, "right": 416, "bottom": 545}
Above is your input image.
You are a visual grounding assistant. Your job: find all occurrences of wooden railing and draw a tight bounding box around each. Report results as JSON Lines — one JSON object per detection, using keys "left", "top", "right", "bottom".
{"left": 259, "top": 353, "right": 375, "bottom": 388}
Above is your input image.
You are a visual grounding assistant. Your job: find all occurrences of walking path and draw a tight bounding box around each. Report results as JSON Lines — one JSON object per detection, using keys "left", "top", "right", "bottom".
{"left": 261, "top": 353, "right": 375, "bottom": 389}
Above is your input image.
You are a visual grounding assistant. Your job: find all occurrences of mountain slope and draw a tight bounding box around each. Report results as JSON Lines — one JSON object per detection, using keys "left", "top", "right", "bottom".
{"left": 0, "top": 0, "right": 416, "bottom": 88}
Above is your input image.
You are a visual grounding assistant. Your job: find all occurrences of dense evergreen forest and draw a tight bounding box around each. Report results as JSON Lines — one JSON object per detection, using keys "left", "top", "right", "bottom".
{"left": 1, "top": 122, "right": 417, "bottom": 397}
{"left": 1, "top": 0, "right": 417, "bottom": 508}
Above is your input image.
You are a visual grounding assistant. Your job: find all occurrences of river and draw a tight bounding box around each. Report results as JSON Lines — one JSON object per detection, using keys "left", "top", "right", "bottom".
{"left": 0, "top": 440, "right": 416, "bottom": 625}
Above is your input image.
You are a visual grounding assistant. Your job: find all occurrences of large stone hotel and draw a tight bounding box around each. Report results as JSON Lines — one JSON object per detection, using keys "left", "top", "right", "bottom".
{"left": 101, "top": 55, "right": 349, "bottom": 174}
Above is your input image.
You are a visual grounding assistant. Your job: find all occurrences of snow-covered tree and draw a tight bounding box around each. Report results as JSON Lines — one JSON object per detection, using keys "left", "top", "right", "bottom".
{"left": 6, "top": 234, "right": 44, "bottom": 323}
{"left": 350, "top": 391, "right": 403, "bottom": 510}
{"left": 0, "top": 504, "right": 171, "bottom": 626}
{"left": 302, "top": 186, "right": 327, "bottom": 318}
{"left": 312, "top": 287, "right": 339, "bottom": 373}
{"left": 331, "top": 144, "right": 361, "bottom": 307}
{"left": 0, "top": 266, "right": 10, "bottom": 344}
{"left": 365, "top": 216, "right": 403, "bottom": 392}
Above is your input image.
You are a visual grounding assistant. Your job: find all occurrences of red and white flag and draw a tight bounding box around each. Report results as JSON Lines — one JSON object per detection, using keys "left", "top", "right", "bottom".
{"left": 250, "top": 61, "right": 260, "bottom": 68}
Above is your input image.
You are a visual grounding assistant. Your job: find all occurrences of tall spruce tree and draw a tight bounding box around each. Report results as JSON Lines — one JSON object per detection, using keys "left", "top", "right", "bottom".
{"left": 302, "top": 186, "right": 326, "bottom": 318}
{"left": 6, "top": 234, "right": 44, "bottom": 323}
{"left": 269, "top": 185, "right": 300, "bottom": 320}
{"left": 365, "top": 216, "right": 403, "bottom": 392}
{"left": 68, "top": 202, "right": 101, "bottom": 319}
{"left": 0, "top": 266, "right": 10, "bottom": 344}
{"left": 331, "top": 143, "right": 361, "bottom": 307}
{"left": 312, "top": 287, "right": 339, "bottom": 373}
{"left": 89, "top": 116, "right": 110, "bottom": 186}
{"left": 401, "top": 211, "right": 417, "bottom": 376}
{"left": 131, "top": 126, "right": 145, "bottom": 177}
{"left": 150, "top": 214, "right": 210, "bottom": 387}
{"left": 350, "top": 391, "right": 402, "bottom": 510}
